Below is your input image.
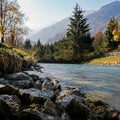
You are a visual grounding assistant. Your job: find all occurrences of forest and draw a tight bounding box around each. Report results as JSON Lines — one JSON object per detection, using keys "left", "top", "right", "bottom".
{"left": 0, "top": 1, "right": 120, "bottom": 64}
{"left": 33, "top": 4, "right": 120, "bottom": 63}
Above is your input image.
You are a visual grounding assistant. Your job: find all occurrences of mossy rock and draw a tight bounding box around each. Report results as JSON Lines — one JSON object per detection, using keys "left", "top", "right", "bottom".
{"left": 0, "top": 48, "right": 22, "bottom": 74}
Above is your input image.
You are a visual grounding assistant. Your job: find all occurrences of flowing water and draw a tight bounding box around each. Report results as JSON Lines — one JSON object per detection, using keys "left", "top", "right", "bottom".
{"left": 40, "top": 63, "right": 120, "bottom": 110}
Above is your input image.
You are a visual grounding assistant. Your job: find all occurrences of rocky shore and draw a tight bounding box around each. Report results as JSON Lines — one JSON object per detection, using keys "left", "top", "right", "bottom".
{"left": 0, "top": 64, "right": 120, "bottom": 120}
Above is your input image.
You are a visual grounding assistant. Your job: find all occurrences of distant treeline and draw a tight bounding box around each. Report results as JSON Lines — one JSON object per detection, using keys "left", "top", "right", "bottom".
{"left": 25, "top": 4, "right": 120, "bottom": 63}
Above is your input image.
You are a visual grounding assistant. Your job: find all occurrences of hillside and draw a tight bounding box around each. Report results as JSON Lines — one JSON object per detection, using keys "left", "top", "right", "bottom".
{"left": 30, "top": 11, "right": 94, "bottom": 45}
{"left": 87, "top": 0, "right": 120, "bottom": 35}
{"left": 30, "top": 17, "right": 69, "bottom": 45}
{"left": 30, "top": 1, "right": 120, "bottom": 44}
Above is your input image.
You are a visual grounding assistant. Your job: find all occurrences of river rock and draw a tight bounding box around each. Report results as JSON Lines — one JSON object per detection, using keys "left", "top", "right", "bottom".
{"left": 18, "top": 88, "right": 55, "bottom": 106}
{"left": 109, "top": 108, "right": 120, "bottom": 119}
{"left": 21, "top": 108, "right": 60, "bottom": 120}
{"left": 0, "top": 95, "right": 21, "bottom": 119}
{"left": 34, "top": 63, "right": 44, "bottom": 72}
{"left": 10, "top": 79, "right": 34, "bottom": 89}
{"left": 85, "top": 99, "right": 119, "bottom": 120}
{"left": 4, "top": 72, "right": 34, "bottom": 89}
{"left": 33, "top": 80, "right": 43, "bottom": 89}
{"left": 30, "top": 66, "right": 36, "bottom": 71}
{"left": 42, "top": 99, "right": 59, "bottom": 116}
{"left": 57, "top": 90, "right": 73, "bottom": 100}
{"left": 66, "top": 85, "right": 82, "bottom": 96}
{"left": 23, "top": 71, "right": 46, "bottom": 79}
{"left": 5, "top": 72, "right": 33, "bottom": 81}
{"left": 0, "top": 84, "right": 18, "bottom": 95}
{"left": 41, "top": 77, "right": 54, "bottom": 91}
{"left": 52, "top": 80, "right": 61, "bottom": 91}
{"left": 61, "top": 112, "right": 70, "bottom": 120}
{"left": 0, "top": 78, "right": 9, "bottom": 84}
{"left": 56, "top": 95, "right": 89, "bottom": 120}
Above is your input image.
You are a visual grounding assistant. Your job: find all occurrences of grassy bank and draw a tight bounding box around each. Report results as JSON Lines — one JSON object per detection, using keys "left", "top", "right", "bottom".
{"left": 89, "top": 56, "right": 120, "bottom": 66}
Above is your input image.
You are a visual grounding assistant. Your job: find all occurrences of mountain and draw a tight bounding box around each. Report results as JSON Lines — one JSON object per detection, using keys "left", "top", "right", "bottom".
{"left": 30, "top": 17, "right": 69, "bottom": 45}
{"left": 87, "top": 0, "right": 120, "bottom": 35}
{"left": 30, "top": 11, "right": 94, "bottom": 45}
{"left": 30, "top": 1, "right": 120, "bottom": 44}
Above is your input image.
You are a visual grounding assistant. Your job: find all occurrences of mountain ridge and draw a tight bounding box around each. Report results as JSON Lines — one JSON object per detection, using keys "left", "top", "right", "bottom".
{"left": 30, "top": 1, "right": 120, "bottom": 44}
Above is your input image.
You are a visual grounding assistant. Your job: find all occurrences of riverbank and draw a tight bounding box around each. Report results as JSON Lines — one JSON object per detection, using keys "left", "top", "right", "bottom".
{"left": 0, "top": 63, "right": 120, "bottom": 120}
{"left": 89, "top": 56, "right": 120, "bottom": 66}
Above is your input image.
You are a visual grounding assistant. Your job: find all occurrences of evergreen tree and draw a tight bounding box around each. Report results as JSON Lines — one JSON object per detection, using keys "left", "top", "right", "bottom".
{"left": 24, "top": 39, "right": 31, "bottom": 49}
{"left": 37, "top": 39, "right": 44, "bottom": 58}
{"left": 66, "top": 3, "right": 92, "bottom": 62}
{"left": 104, "top": 17, "right": 118, "bottom": 50}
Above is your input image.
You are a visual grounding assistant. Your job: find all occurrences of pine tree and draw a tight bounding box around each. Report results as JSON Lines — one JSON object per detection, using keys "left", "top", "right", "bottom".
{"left": 24, "top": 39, "right": 31, "bottom": 49}
{"left": 37, "top": 39, "right": 44, "bottom": 58}
{"left": 66, "top": 3, "right": 92, "bottom": 62}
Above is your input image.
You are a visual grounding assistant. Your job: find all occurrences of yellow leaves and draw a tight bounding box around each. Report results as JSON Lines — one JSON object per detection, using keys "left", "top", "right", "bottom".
{"left": 10, "top": 29, "right": 15, "bottom": 36}
{"left": 0, "top": 25, "right": 5, "bottom": 32}
{"left": 112, "top": 26, "right": 120, "bottom": 41}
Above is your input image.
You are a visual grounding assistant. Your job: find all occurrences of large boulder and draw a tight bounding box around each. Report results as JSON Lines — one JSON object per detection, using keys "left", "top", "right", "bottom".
{"left": 41, "top": 77, "right": 54, "bottom": 91}
{"left": 42, "top": 99, "right": 59, "bottom": 116}
{"left": 23, "top": 71, "right": 46, "bottom": 79}
{"left": 21, "top": 108, "right": 60, "bottom": 120}
{"left": 56, "top": 95, "right": 89, "bottom": 120}
{"left": 4, "top": 72, "right": 34, "bottom": 89}
{"left": 0, "top": 95, "right": 21, "bottom": 120}
{"left": 0, "top": 78, "right": 9, "bottom": 84}
{"left": 17, "top": 88, "right": 55, "bottom": 106}
{"left": 0, "top": 84, "right": 18, "bottom": 95}
{"left": 5, "top": 72, "right": 33, "bottom": 81}
{"left": 0, "top": 49, "right": 22, "bottom": 74}
{"left": 85, "top": 99, "right": 120, "bottom": 120}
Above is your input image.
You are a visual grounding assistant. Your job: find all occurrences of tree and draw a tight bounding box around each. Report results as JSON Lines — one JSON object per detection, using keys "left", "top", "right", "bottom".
{"left": 92, "top": 31, "right": 107, "bottom": 55}
{"left": 104, "top": 17, "right": 118, "bottom": 50}
{"left": 0, "top": 0, "right": 27, "bottom": 45}
{"left": 0, "top": 0, "right": 8, "bottom": 42}
{"left": 112, "top": 25, "right": 120, "bottom": 42}
{"left": 37, "top": 39, "right": 44, "bottom": 58}
{"left": 66, "top": 3, "right": 92, "bottom": 62}
{"left": 24, "top": 38, "right": 31, "bottom": 49}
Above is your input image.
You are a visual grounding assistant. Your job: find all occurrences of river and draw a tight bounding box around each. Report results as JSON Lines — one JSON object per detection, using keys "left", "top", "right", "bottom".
{"left": 40, "top": 63, "right": 120, "bottom": 110}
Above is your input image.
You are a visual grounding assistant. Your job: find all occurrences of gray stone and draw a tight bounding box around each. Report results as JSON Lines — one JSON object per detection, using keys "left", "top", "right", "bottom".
{"left": 11, "top": 79, "right": 34, "bottom": 89}
{"left": 30, "top": 66, "right": 36, "bottom": 71}
{"left": 56, "top": 95, "right": 89, "bottom": 120}
{"left": 52, "top": 80, "right": 61, "bottom": 91}
{"left": 23, "top": 71, "right": 46, "bottom": 79}
{"left": 57, "top": 90, "right": 73, "bottom": 100}
{"left": 42, "top": 77, "right": 53, "bottom": 91}
{"left": 0, "top": 78, "right": 9, "bottom": 84}
{"left": 18, "top": 88, "right": 55, "bottom": 105}
{"left": 5, "top": 72, "right": 33, "bottom": 81}
{"left": 42, "top": 99, "right": 59, "bottom": 116}
{"left": 61, "top": 112, "right": 70, "bottom": 120}
{"left": 21, "top": 108, "right": 60, "bottom": 120}
{"left": 66, "top": 86, "right": 81, "bottom": 96}
{"left": 0, "top": 95, "right": 21, "bottom": 117}
{"left": 33, "top": 80, "right": 43, "bottom": 89}
{"left": 0, "top": 84, "right": 18, "bottom": 95}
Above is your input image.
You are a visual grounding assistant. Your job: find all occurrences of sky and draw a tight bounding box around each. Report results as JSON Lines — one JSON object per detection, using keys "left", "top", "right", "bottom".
{"left": 18, "top": 0, "right": 118, "bottom": 32}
